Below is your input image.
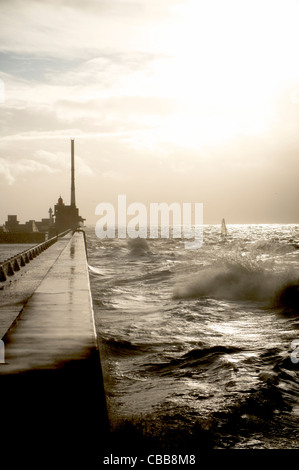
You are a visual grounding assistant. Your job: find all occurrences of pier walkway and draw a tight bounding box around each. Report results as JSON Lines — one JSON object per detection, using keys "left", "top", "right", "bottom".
{"left": 0, "top": 232, "right": 72, "bottom": 338}
{"left": 0, "top": 231, "right": 109, "bottom": 465}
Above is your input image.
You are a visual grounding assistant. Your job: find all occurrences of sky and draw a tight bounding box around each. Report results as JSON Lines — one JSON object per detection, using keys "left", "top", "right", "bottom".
{"left": 1, "top": 0, "right": 299, "bottom": 225}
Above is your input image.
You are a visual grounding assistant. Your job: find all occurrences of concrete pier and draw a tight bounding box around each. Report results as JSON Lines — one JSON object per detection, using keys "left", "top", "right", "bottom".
{"left": 0, "top": 231, "right": 109, "bottom": 465}
{"left": 0, "top": 232, "right": 72, "bottom": 338}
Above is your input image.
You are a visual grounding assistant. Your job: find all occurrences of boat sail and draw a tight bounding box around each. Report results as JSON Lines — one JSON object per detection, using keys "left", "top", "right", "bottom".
{"left": 221, "top": 218, "right": 227, "bottom": 238}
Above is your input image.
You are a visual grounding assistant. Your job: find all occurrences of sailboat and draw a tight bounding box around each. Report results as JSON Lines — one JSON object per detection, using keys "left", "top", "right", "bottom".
{"left": 221, "top": 218, "right": 227, "bottom": 239}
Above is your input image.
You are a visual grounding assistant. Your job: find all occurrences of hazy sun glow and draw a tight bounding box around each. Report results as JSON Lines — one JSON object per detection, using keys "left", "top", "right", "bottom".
{"left": 135, "top": 0, "right": 299, "bottom": 147}
{"left": 1, "top": 0, "right": 299, "bottom": 224}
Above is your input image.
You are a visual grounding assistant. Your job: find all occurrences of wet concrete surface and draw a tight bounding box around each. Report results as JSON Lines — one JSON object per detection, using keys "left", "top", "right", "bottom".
{"left": 0, "top": 232, "right": 109, "bottom": 465}
{"left": 0, "top": 233, "right": 72, "bottom": 339}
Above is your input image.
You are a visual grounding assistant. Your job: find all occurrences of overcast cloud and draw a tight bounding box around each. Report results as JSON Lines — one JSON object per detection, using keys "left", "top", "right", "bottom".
{"left": 1, "top": 0, "right": 299, "bottom": 224}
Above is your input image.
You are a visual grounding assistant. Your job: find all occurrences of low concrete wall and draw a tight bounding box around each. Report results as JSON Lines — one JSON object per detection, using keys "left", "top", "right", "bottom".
{"left": 0, "top": 230, "right": 109, "bottom": 465}
{"left": 0, "top": 229, "right": 70, "bottom": 282}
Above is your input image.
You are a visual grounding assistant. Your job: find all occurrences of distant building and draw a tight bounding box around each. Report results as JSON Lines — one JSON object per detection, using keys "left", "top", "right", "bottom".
{"left": 0, "top": 138, "right": 84, "bottom": 243}
{"left": 4, "top": 215, "right": 22, "bottom": 232}
{"left": 0, "top": 215, "right": 47, "bottom": 243}
{"left": 4, "top": 215, "right": 39, "bottom": 233}
{"left": 54, "top": 195, "right": 84, "bottom": 234}
{"left": 35, "top": 208, "right": 54, "bottom": 233}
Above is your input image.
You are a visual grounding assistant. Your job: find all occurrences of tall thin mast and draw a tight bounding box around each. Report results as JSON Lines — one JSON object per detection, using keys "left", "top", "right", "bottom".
{"left": 71, "top": 138, "right": 76, "bottom": 207}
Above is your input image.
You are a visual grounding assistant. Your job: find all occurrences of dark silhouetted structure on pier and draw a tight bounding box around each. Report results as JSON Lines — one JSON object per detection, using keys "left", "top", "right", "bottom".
{"left": 53, "top": 139, "right": 85, "bottom": 234}
{"left": 0, "top": 213, "right": 54, "bottom": 243}
{"left": 0, "top": 138, "right": 85, "bottom": 242}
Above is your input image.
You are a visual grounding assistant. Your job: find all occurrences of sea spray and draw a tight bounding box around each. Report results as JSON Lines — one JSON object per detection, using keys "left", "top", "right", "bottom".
{"left": 87, "top": 224, "right": 299, "bottom": 450}
{"left": 127, "top": 237, "right": 150, "bottom": 256}
{"left": 173, "top": 253, "right": 299, "bottom": 303}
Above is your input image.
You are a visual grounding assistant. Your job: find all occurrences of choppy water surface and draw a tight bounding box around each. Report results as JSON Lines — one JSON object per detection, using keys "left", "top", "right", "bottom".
{"left": 87, "top": 225, "right": 299, "bottom": 450}
{"left": 0, "top": 244, "right": 35, "bottom": 263}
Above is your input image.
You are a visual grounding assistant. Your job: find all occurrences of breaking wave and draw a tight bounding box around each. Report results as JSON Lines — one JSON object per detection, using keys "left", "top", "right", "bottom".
{"left": 86, "top": 225, "right": 299, "bottom": 451}
{"left": 88, "top": 265, "right": 105, "bottom": 276}
{"left": 173, "top": 257, "right": 299, "bottom": 306}
{"left": 127, "top": 237, "right": 150, "bottom": 256}
{"left": 146, "top": 345, "right": 243, "bottom": 375}
{"left": 250, "top": 239, "right": 296, "bottom": 255}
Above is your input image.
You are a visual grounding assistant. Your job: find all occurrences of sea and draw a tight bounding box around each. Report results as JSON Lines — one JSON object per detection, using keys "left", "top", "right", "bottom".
{"left": 86, "top": 224, "right": 299, "bottom": 454}
{"left": 0, "top": 244, "right": 35, "bottom": 263}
